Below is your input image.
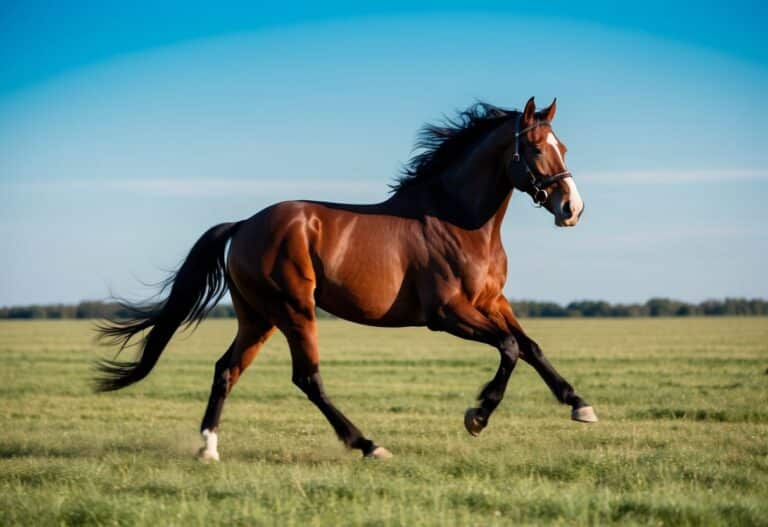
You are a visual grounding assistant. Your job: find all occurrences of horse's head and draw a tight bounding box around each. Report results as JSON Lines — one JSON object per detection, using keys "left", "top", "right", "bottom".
{"left": 508, "top": 97, "right": 584, "bottom": 227}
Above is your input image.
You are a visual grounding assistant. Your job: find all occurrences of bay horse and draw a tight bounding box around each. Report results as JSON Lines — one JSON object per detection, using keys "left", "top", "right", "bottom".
{"left": 96, "top": 97, "right": 596, "bottom": 461}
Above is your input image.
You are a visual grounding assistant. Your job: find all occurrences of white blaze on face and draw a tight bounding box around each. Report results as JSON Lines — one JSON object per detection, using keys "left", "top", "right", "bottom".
{"left": 546, "top": 132, "right": 583, "bottom": 220}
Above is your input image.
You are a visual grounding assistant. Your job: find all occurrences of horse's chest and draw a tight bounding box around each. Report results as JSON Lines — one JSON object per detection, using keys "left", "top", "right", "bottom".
{"left": 462, "top": 260, "right": 504, "bottom": 300}
{"left": 448, "top": 246, "right": 505, "bottom": 303}
{"left": 424, "top": 221, "right": 506, "bottom": 303}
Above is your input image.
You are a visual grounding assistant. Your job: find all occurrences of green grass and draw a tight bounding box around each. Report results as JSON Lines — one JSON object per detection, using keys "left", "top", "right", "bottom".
{"left": 1, "top": 318, "right": 767, "bottom": 526}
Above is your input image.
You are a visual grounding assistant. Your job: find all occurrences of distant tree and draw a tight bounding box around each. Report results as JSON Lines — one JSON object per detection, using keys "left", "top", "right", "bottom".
{"left": 208, "top": 305, "right": 232, "bottom": 318}
{"left": 699, "top": 299, "right": 726, "bottom": 316}
{"left": 6, "top": 305, "right": 43, "bottom": 319}
{"left": 675, "top": 303, "right": 698, "bottom": 316}
{"left": 748, "top": 299, "right": 768, "bottom": 315}
{"left": 567, "top": 300, "right": 614, "bottom": 317}
{"left": 511, "top": 301, "right": 568, "bottom": 317}
{"left": 645, "top": 298, "right": 684, "bottom": 317}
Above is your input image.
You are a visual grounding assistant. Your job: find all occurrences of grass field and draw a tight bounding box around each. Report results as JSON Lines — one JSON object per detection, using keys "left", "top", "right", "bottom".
{"left": 1, "top": 318, "right": 767, "bottom": 526}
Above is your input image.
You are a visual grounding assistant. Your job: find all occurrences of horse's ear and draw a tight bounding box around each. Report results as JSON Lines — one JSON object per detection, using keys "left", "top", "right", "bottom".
{"left": 523, "top": 97, "right": 536, "bottom": 125}
{"left": 544, "top": 98, "right": 557, "bottom": 122}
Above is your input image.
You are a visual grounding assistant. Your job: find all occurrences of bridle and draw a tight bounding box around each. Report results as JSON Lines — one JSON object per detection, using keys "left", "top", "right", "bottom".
{"left": 510, "top": 113, "right": 573, "bottom": 205}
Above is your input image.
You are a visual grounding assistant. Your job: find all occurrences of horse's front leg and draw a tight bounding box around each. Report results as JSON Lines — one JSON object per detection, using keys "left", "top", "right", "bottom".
{"left": 463, "top": 335, "right": 521, "bottom": 436}
{"left": 519, "top": 336, "right": 597, "bottom": 422}
{"left": 495, "top": 298, "right": 598, "bottom": 423}
{"left": 428, "top": 297, "right": 520, "bottom": 436}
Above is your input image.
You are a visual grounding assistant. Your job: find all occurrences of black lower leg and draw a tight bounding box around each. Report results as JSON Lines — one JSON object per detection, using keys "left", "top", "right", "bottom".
{"left": 293, "top": 372, "right": 376, "bottom": 456}
{"left": 521, "top": 338, "right": 588, "bottom": 409}
{"left": 200, "top": 351, "right": 233, "bottom": 432}
{"left": 473, "top": 337, "right": 520, "bottom": 425}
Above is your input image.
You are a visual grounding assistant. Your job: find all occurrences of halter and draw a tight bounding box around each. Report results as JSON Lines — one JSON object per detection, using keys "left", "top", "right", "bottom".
{"left": 510, "top": 113, "right": 573, "bottom": 205}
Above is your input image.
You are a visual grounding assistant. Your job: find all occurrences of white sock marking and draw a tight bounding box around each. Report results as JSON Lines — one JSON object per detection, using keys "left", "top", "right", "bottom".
{"left": 202, "top": 428, "right": 218, "bottom": 453}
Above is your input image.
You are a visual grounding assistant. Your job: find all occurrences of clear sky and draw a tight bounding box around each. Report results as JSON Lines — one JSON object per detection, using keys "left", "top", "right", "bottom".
{"left": 1, "top": 1, "right": 766, "bottom": 305}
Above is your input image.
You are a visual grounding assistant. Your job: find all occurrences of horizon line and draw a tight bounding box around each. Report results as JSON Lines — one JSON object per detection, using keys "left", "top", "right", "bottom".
{"left": 2, "top": 296, "right": 767, "bottom": 310}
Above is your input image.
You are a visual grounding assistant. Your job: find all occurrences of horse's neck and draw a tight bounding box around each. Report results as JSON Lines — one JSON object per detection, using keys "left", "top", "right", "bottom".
{"left": 382, "top": 177, "right": 510, "bottom": 257}
{"left": 387, "top": 121, "right": 515, "bottom": 234}
{"left": 438, "top": 153, "right": 513, "bottom": 233}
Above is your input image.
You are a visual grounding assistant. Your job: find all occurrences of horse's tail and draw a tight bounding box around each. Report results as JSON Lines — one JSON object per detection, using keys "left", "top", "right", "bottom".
{"left": 94, "top": 221, "right": 242, "bottom": 392}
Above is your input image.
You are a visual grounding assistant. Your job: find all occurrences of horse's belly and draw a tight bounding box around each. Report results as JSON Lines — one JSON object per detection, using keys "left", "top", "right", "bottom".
{"left": 296, "top": 203, "right": 424, "bottom": 326}
{"left": 313, "top": 242, "right": 423, "bottom": 326}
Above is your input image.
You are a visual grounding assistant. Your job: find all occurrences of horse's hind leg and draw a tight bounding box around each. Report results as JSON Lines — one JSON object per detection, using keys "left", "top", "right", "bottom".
{"left": 280, "top": 312, "right": 390, "bottom": 459}
{"left": 198, "top": 319, "right": 275, "bottom": 461}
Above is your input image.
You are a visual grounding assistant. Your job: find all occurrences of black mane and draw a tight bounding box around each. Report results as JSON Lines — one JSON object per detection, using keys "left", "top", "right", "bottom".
{"left": 391, "top": 102, "right": 517, "bottom": 192}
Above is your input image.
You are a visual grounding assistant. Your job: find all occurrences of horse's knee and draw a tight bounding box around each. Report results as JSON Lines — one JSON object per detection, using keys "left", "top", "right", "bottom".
{"left": 499, "top": 335, "right": 521, "bottom": 362}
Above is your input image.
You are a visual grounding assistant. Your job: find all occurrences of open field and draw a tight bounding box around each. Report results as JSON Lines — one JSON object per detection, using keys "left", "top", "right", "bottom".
{"left": 1, "top": 318, "right": 767, "bottom": 526}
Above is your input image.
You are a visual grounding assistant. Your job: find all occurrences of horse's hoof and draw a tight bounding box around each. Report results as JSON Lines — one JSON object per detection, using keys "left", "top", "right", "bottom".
{"left": 464, "top": 408, "right": 486, "bottom": 436}
{"left": 365, "top": 446, "right": 393, "bottom": 460}
{"left": 571, "top": 406, "right": 598, "bottom": 423}
{"left": 197, "top": 447, "right": 220, "bottom": 462}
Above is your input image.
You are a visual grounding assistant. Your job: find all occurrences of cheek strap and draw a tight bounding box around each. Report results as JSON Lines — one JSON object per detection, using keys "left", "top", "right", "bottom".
{"left": 512, "top": 115, "right": 552, "bottom": 162}
{"left": 508, "top": 114, "right": 572, "bottom": 205}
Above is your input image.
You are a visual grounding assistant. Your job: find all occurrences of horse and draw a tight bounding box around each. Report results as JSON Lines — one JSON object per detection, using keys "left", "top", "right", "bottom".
{"left": 96, "top": 96, "right": 596, "bottom": 462}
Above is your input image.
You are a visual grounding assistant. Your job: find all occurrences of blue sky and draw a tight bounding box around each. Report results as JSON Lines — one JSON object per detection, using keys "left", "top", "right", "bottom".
{"left": 1, "top": 1, "right": 766, "bottom": 305}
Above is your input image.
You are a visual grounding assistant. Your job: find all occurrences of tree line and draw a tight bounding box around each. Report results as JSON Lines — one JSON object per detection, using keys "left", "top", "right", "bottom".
{"left": 510, "top": 298, "right": 768, "bottom": 317}
{"left": 1, "top": 298, "right": 767, "bottom": 319}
